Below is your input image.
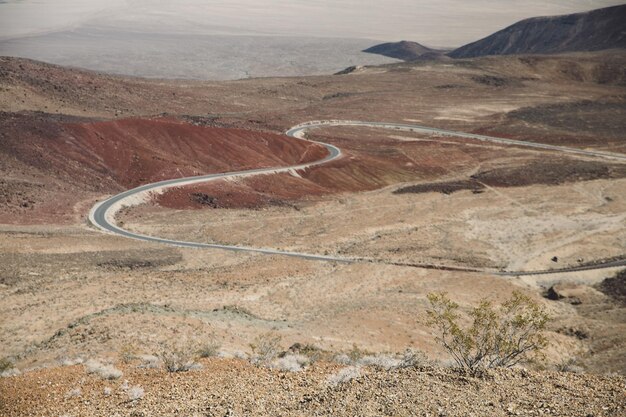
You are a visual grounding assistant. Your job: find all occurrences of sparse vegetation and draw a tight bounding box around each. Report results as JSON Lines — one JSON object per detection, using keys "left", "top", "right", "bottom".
{"left": 59, "top": 357, "right": 84, "bottom": 367}
{"left": 327, "top": 366, "right": 361, "bottom": 387}
{"left": 157, "top": 340, "right": 201, "bottom": 372}
{"left": 127, "top": 385, "right": 144, "bottom": 401}
{"left": 137, "top": 355, "right": 160, "bottom": 369}
{"left": 338, "top": 348, "right": 431, "bottom": 370}
{"left": 2, "top": 24, "right": 626, "bottom": 416}
{"left": 269, "top": 354, "right": 310, "bottom": 372}
{"left": 398, "top": 348, "right": 431, "bottom": 369}
{"left": 250, "top": 332, "right": 282, "bottom": 364}
{"left": 0, "top": 357, "right": 13, "bottom": 373}
{"left": 357, "top": 354, "right": 401, "bottom": 370}
{"left": 287, "top": 343, "right": 325, "bottom": 363}
{"left": 84, "top": 359, "right": 123, "bottom": 380}
{"left": 555, "top": 358, "right": 585, "bottom": 374}
{"left": 426, "top": 291, "right": 549, "bottom": 371}
{"left": 0, "top": 357, "right": 19, "bottom": 377}
{"left": 197, "top": 333, "right": 222, "bottom": 358}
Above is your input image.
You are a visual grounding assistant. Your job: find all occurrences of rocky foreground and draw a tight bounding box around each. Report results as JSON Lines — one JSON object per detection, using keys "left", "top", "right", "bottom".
{"left": 1, "top": 359, "right": 624, "bottom": 416}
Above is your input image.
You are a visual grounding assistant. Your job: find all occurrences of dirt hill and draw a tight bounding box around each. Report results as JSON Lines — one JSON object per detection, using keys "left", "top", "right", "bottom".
{"left": 449, "top": 5, "right": 626, "bottom": 58}
{"left": 363, "top": 40, "right": 447, "bottom": 61}
{"left": 0, "top": 112, "right": 325, "bottom": 223}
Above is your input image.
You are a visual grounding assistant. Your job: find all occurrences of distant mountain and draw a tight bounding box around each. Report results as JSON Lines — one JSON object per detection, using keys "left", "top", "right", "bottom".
{"left": 449, "top": 5, "right": 626, "bottom": 59}
{"left": 363, "top": 40, "right": 447, "bottom": 61}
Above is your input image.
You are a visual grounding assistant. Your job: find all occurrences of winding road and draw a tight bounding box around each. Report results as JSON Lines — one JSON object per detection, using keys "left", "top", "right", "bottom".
{"left": 89, "top": 120, "right": 626, "bottom": 275}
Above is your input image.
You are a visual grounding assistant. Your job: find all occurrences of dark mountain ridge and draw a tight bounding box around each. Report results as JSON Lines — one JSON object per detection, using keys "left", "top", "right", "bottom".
{"left": 449, "top": 5, "right": 626, "bottom": 58}
{"left": 363, "top": 40, "right": 447, "bottom": 61}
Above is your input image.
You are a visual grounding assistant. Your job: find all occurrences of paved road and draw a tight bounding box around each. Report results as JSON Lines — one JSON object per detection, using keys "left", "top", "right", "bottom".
{"left": 89, "top": 120, "right": 626, "bottom": 275}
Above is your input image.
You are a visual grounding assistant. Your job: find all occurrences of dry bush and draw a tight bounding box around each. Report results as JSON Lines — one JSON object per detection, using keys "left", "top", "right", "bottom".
{"left": 197, "top": 333, "right": 222, "bottom": 358}
{"left": 59, "top": 357, "right": 84, "bottom": 367}
{"left": 136, "top": 355, "right": 160, "bottom": 369}
{"left": 127, "top": 385, "right": 144, "bottom": 401}
{"left": 347, "top": 344, "right": 368, "bottom": 363}
{"left": 357, "top": 354, "right": 400, "bottom": 370}
{"left": 334, "top": 353, "right": 352, "bottom": 365}
{"left": 398, "top": 348, "right": 432, "bottom": 368}
{"left": 157, "top": 340, "right": 201, "bottom": 372}
{"left": 555, "top": 358, "right": 585, "bottom": 374}
{"left": 0, "top": 357, "right": 15, "bottom": 376}
{"left": 426, "top": 291, "right": 549, "bottom": 371}
{"left": 327, "top": 366, "right": 361, "bottom": 386}
{"left": 84, "top": 359, "right": 123, "bottom": 380}
{"left": 269, "top": 354, "right": 310, "bottom": 372}
{"left": 250, "top": 332, "right": 282, "bottom": 364}
{"left": 333, "top": 344, "right": 370, "bottom": 366}
{"left": 0, "top": 357, "right": 13, "bottom": 371}
{"left": 287, "top": 343, "right": 325, "bottom": 363}
{"left": 357, "top": 349, "right": 431, "bottom": 370}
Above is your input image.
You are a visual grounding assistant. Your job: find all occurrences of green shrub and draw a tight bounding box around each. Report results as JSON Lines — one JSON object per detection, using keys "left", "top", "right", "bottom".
{"left": 426, "top": 291, "right": 549, "bottom": 371}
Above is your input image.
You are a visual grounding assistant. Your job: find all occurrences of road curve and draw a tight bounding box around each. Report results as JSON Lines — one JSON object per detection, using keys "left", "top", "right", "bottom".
{"left": 89, "top": 120, "right": 626, "bottom": 275}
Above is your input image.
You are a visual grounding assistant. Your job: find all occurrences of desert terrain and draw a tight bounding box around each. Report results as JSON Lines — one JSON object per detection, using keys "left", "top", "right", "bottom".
{"left": 0, "top": 49, "right": 625, "bottom": 415}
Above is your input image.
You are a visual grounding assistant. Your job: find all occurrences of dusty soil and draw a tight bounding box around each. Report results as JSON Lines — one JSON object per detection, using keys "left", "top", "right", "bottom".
{"left": 1, "top": 360, "right": 624, "bottom": 417}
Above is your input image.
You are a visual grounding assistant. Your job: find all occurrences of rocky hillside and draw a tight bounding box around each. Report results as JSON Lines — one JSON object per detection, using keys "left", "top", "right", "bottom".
{"left": 449, "top": 5, "right": 626, "bottom": 58}
{"left": 363, "top": 40, "right": 447, "bottom": 61}
{"left": 1, "top": 360, "right": 624, "bottom": 416}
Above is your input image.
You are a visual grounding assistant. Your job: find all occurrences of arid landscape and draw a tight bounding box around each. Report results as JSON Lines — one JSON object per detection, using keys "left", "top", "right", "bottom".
{"left": 1, "top": 3, "right": 626, "bottom": 416}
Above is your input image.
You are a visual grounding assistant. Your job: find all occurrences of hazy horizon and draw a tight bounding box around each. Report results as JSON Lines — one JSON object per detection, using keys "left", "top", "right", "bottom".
{"left": 0, "top": 0, "right": 623, "bottom": 80}
{"left": 0, "top": 0, "right": 623, "bottom": 47}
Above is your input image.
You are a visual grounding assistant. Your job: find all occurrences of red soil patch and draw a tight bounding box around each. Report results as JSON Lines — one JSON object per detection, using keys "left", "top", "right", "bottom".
{"left": 62, "top": 117, "right": 327, "bottom": 188}
{"left": 155, "top": 132, "right": 500, "bottom": 210}
{"left": 0, "top": 112, "right": 326, "bottom": 224}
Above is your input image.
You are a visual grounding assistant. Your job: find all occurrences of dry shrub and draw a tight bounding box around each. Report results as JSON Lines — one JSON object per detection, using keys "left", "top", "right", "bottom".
{"left": 84, "top": 359, "right": 123, "bottom": 380}
{"left": 0, "top": 357, "right": 13, "bottom": 372}
{"left": 127, "top": 385, "right": 144, "bottom": 401}
{"left": 197, "top": 333, "right": 222, "bottom": 358}
{"left": 355, "top": 348, "right": 430, "bottom": 370}
{"left": 250, "top": 332, "right": 282, "bottom": 364}
{"left": 327, "top": 366, "right": 361, "bottom": 386}
{"left": 157, "top": 340, "right": 201, "bottom": 372}
{"left": 270, "top": 354, "right": 310, "bottom": 372}
{"left": 555, "top": 357, "right": 585, "bottom": 373}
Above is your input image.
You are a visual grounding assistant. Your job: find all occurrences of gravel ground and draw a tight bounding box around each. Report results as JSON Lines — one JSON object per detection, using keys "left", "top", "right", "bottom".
{"left": 1, "top": 359, "right": 624, "bottom": 416}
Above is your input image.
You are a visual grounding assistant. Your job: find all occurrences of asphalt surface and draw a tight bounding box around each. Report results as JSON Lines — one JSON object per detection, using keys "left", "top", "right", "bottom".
{"left": 89, "top": 120, "right": 626, "bottom": 275}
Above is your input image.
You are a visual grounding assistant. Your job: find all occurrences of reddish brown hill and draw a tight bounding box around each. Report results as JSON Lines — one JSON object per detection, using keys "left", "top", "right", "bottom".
{"left": 61, "top": 117, "right": 326, "bottom": 188}
{"left": 0, "top": 112, "right": 326, "bottom": 224}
